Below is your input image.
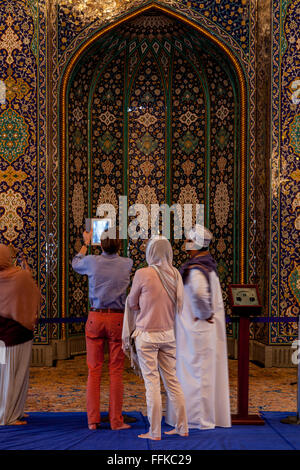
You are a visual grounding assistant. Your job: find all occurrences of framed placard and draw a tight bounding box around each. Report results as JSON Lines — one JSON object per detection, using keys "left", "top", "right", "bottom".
{"left": 228, "top": 284, "right": 262, "bottom": 316}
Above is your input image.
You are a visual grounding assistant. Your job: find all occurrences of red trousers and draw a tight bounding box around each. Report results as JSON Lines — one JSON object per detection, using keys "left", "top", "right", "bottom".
{"left": 85, "top": 311, "right": 125, "bottom": 429}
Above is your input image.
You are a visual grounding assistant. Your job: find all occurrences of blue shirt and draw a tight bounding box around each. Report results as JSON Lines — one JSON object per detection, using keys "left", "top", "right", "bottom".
{"left": 72, "top": 252, "right": 133, "bottom": 310}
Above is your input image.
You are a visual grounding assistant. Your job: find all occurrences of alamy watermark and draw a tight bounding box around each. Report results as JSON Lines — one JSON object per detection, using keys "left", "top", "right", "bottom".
{"left": 94, "top": 198, "right": 206, "bottom": 249}
{"left": 0, "top": 340, "right": 6, "bottom": 365}
{"left": 0, "top": 80, "right": 6, "bottom": 105}
{"left": 291, "top": 339, "right": 300, "bottom": 365}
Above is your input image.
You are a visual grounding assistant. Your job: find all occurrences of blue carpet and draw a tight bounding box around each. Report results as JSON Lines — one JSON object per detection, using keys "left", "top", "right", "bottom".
{"left": 0, "top": 412, "right": 300, "bottom": 450}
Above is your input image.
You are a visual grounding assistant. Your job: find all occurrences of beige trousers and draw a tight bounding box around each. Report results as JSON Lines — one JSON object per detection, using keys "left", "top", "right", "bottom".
{"left": 135, "top": 337, "right": 188, "bottom": 438}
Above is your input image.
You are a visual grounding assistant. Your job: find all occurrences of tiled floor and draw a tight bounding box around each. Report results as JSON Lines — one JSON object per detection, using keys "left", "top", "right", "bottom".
{"left": 25, "top": 355, "right": 298, "bottom": 416}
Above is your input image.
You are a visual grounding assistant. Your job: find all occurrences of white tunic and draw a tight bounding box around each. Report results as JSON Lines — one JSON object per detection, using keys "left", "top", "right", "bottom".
{"left": 166, "top": 269, "right": 231, "bottom": 429}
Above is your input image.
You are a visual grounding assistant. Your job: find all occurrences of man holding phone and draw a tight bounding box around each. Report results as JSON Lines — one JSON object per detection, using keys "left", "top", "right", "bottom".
{"left": 72, "top": 227, "right": 133, "bottom": 431}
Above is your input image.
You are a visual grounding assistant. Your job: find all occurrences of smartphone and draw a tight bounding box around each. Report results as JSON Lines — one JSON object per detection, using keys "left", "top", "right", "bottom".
{"left": 85, "top": 218, "right": 111, "bottom": 246}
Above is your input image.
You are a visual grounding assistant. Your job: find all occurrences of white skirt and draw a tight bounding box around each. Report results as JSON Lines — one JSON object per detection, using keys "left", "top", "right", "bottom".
{"left": 0, "top": 340, "right": 32, "bottom": 425}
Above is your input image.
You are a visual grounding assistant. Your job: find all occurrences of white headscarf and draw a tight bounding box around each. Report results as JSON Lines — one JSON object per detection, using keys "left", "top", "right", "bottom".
{"left": 146, "top": 236, "right": 183, "bottom": 315}
{"left": 187, "top": 224, "right": 213, "bottom": 250}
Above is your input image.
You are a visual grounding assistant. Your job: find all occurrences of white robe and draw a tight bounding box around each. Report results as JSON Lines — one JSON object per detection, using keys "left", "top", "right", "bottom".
{"left": 166, "top": 269, "right": 231, "bottom": 429}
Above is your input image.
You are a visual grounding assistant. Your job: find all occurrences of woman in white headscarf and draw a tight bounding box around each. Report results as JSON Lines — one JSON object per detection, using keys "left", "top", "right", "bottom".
{"left": 126, "top": 237, "right": 188, "bottom": 441}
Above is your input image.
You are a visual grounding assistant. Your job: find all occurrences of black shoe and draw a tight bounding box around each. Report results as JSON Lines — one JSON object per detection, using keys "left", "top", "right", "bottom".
{"left": 124, "top": 414, "right": 137, "bottom": 423}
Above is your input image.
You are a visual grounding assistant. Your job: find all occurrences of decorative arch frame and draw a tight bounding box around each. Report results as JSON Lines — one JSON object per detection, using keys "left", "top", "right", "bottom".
{"left": 58, "top": 2, "right": 250, "bottom": 325}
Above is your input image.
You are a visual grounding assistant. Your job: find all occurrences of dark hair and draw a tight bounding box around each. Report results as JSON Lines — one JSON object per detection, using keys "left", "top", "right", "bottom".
{"left": 101, "top": 231, "right": 120, "bottom": 254}
{"left": 198, "top": 246, "right": 209, "bottom": 252}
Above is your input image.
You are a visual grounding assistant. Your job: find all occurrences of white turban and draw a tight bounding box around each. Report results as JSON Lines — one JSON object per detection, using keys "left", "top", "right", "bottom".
{"left": 187, "top": 224, "right": 213, "bottom": 250}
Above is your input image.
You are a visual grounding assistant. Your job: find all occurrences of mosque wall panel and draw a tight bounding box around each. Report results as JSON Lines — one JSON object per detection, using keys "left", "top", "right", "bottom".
{"left": 0, "top": 0, "right": 48, "bottom": 343}
{"left": 127, "top": 50, "right": 166, "bottom": 270}
{"left": 0, "top": 1, "right": 261, "bottom": 349}
{"left": 253, "top": 0, "right": 272, "bottom": 345}
{"left": 91, "top": 53, "right": 125, "bottom": 223}
{"left": 53, "top": 2, "right": 257, "bottom": 350}
{"left": 171, "top": 50, "right": 206, "bottom": 270}
{"left": 203, "top": 52, "right": 237, "bottom": 315}
{"left": 270, "top": 0, "right": 300, "bottom": 344}
{"left": 57, "top": 0, "right": 252, "bottom": 62}
{"left": 67, "top": 58, "right": 92, "bottom": 336}
{"left": 64, "top": 21, "right": 239, "bottom": 331}
{"left": 66, "top": 47, "right": 126, "bottom": 336}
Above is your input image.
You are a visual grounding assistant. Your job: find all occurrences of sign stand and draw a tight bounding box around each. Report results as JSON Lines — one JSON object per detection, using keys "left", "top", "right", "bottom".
{"left": 229, "top": 284, "right": 265, "bottom": 425}
{"left": 231, "top": 315, "right": 265, "bottom": 425}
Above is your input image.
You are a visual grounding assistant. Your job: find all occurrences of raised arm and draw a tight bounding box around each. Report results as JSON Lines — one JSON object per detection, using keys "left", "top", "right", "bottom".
{"left": 71, "top": 230, "right": 92, "bottom": 275}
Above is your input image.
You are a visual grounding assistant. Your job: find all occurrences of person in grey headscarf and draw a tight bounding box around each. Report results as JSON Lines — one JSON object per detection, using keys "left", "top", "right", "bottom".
{"left": 0, "top": 244, "right": 40, "bottom": 426}
{"left": 126, "top": 237, "right": 188, "bottom": 441}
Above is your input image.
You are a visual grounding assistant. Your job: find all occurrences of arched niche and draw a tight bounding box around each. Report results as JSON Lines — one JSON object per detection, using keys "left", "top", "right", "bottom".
{"left": 58, "top": 4, "right": 249, "bottom": 334}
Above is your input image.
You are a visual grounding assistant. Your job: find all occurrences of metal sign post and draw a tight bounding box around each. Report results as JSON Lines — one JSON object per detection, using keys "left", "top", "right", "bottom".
{"left": 231, "top": 314, "right": 265, "bottom": 425}
{"left": 228, "top": 284, "right": 265, "bottom": 425}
